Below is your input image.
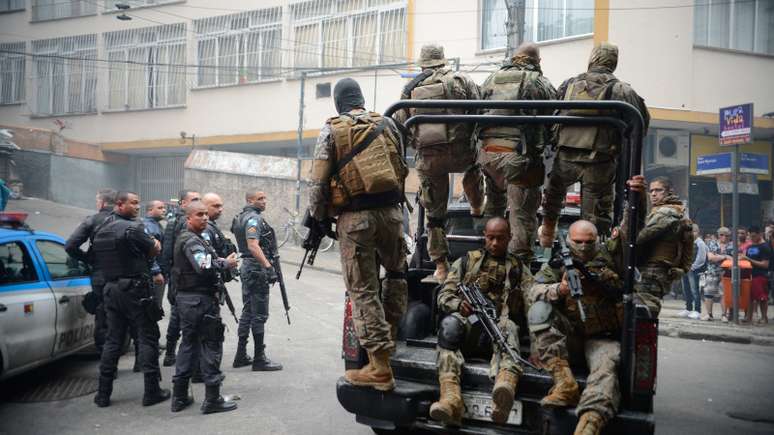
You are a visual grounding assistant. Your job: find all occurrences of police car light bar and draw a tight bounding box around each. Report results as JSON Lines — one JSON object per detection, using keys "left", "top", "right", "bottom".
{"left": 0, "top": 212, "right": 30, "bottom": 229}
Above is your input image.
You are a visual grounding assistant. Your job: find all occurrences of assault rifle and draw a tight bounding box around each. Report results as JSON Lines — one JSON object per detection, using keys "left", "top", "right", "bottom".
{"left": 458, "top": 282, "right": 541, "bottom": 372}
{"left": 558, "top": 233, "right": 586, "bottom": 323}
{"left": 221, "top": 238, "right": 240, "bottom": 282}
{"left": 296, "top": 211, "right": 336, "bottom": 279}
{"left": 271, "top": 255, "right": 291, "bottom": 325}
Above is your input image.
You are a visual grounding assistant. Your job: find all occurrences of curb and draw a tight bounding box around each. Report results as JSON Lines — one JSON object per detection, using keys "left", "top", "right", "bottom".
{"left": 658, "top": 323, "right": 774, "bottom": 347}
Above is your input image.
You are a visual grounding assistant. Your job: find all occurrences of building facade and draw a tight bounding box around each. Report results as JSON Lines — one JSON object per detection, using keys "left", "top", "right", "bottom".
{"left": 0, "top": 0, "right": 772, "bottom": 228}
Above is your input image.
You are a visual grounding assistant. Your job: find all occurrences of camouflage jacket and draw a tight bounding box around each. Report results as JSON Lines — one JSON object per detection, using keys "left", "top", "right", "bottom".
{"left": 438, "top": 249, "right": 533, "bottom": 321}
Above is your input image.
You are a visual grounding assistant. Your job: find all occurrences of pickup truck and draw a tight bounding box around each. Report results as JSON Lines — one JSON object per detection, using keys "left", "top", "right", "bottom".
{"left": 336, "top": 100, "right": 656, "bottom": 434}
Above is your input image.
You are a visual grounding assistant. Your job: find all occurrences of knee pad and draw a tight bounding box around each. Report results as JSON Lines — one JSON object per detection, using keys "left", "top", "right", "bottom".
{"left": 427, "top": 217, "right": 445, "bottom": 229}
{"left": 437, "top": 315, "right": 465, "bottom": 351}
{"left": 527, "top": 301, "right": 553, "bottom": 333}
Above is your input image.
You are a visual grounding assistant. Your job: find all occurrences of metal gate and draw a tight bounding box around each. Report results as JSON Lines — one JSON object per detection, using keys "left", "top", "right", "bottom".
{"left": 134, "top": 155, "right": 186, "bottom": 203}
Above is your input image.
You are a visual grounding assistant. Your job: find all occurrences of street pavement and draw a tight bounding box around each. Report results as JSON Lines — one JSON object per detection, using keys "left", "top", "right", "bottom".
{"left": 2, "top": 198, "right": 773, "bottom": 434}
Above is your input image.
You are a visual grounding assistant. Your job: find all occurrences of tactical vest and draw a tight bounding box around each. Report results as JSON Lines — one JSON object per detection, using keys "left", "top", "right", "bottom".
{"left": 172, "top": 231, "right": 217, "bottom": 293}
{"left": 231, "top": 208, "right": 277, "bottom": 258}
{"left": 460, "top": 249, "right": 524, "bottom": 319}
{"left": 561, "top": 274, "right": 623, "bottom": 337}
{"left": 328, "top": 111, "right": 407, "bottom": 215}
{"left": 407, "top": 68, "right": 472, "bottom": 151}
{"left": 91, "top": 217, "right": 149, "bottom": 281}
{"left": 557, "top": 73, "right": 620, "bottom": 155}
{"left": 205, "top": 221, "right": 226, "bottom": 257}
{"left": 642, "top": 204, "right": 694, "bottom": 273}
{"left": 479, "top": 67, "right": 542, "bottom": 153}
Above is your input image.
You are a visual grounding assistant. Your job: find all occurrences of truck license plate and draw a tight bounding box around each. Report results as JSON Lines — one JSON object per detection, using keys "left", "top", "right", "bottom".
{"left": 462, "top": 392, "right": 523, "bottom": 425}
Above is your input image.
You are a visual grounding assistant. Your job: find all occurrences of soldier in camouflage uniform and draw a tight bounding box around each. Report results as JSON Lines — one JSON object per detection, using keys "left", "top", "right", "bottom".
{"left": 477, "top": 43, "right": 556, "bottom": 262}
{"left": 430, "top": 217, "right": 532, "bottom": 426}
{"left": 394, "top": 44, "right": 483, "bottom": 281}
{"left": 613, "top": 175, "right": 692, "bottom": 317}
{"left": 308, "top": 78, "right": 408, "bottom": 391}
{"left": 540, "top": 42, "right": 650, "bottom": 246}
{"left": 528, "top": 220, "right": 624, "bottom": 435}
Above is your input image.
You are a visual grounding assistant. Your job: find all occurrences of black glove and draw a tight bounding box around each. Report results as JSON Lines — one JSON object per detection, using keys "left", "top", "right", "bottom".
{"left": 266, "top": 267, "right": 279, "bottom": 284}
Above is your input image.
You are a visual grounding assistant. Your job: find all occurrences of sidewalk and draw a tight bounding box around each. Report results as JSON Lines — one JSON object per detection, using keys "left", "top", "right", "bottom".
{"left": 278, "top": 246, "right": 774, "bottom": 347}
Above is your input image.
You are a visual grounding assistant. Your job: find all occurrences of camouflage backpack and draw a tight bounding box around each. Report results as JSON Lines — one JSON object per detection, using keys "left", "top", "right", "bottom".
{"left": 557, "top": 74, "right": 620, "bottom": 155}
{"left": 479, "top": 68, "right": 542, "bottom": 149}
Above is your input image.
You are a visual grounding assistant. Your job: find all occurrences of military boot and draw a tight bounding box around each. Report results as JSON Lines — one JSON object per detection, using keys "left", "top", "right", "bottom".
{"left": 93, "top": 376, "right": 113, "bottom": 408}
{"left": 574, "top": 411, "right": 605, "bottom": 435}
{"left": 434, "top": 259, "right": 450, "bottom": 282}
{"left": 170, "top": 379, "right": 194, "bottom": 412}
{"left": 539, "top": 220, "right": 557, "bottom": 248}
{"left": 344, "top": 349, "right": 395, "bottom": 391}
{"left": 201, "top": 385, "right": 238, "bottom": 414}
{"left": 142, "top": 373, "right": 171, "bottom": 406}
{"left": 491, "top": 370, "right": 519, "bottom": 424}
{"left": 429, "top": 374, "right": 463, "bottom": 426}
{"left": 232, "top": 337, "right": 253, "bottom": 368}
{"left": 252, "top": 334, "right": 282, "bottom": 371}
{"left": 162, "top": 341, "right": 177, "bottom": 367}
{"left": 541, "top": 357, "right": 580, "bottom": 407}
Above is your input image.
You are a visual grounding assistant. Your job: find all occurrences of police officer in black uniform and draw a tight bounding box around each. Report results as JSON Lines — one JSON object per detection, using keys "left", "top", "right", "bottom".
{"left": 231, "top": 191, "right": 282, "bottom": 371}
{"left": 65, "top": 188, "right": 116, "bottom": 352}
{"left": 92, "top": 191, "right": 169, "bottom": 408}
{"left": 161, "top": 189, "right": 200, "bottom": 367}
{"left": 171, "top": 201, "right": 239, "bottom": 414}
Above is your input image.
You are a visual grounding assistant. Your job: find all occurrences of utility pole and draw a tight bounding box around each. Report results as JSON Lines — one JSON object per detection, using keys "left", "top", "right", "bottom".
{"left": 295, "top": 72, "right": 306, "bottom": 214}
{"left": 505, "top": 0, "right": 526, "bottom": 59}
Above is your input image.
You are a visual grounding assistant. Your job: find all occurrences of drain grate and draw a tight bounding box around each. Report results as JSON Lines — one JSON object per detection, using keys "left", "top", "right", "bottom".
{"left": 3, "top": 376, "right": 98, "bottom": 403}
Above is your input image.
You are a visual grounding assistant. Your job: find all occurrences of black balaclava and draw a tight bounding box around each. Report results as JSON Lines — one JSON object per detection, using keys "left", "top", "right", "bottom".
{"left": 333, "top": 78, "right": 365, "bottom": 114}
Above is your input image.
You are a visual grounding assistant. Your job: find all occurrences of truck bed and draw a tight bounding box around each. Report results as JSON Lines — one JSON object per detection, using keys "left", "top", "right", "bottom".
{"left": 337, "top": 337, "right": 654, "bottom": 434}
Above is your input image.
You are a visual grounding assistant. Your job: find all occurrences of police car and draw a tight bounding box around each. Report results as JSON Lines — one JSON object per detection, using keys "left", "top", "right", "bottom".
{"left": 0, "top": 212, "right": 94, "bottom": 380}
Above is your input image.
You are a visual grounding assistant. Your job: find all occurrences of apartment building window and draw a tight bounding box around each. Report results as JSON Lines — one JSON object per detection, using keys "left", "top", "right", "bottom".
{"left": 195, "top": 7, "right": 282, "bottom": 87}
{"left": 481, "top": 0, "right": 594, "bottom": 50}
{"left": 105, "top": 23, "right": 186, "bottom": 111}
{"left": 32, "top": 0, "right": 97, "bottom": 22}
{"left": 694, "top": 0, "right": 773, "bottom": 55}
{"left": 0, "top": 0, "right": 25, "bottom": 13}
{"left": 0, "top": 42, "right": 25, "bottom": 105}
{"left": 31, "top": 35, "right": 97, "bottom": 116}
{"left": 291, "top": 0, "right": 407, "bottom": 70}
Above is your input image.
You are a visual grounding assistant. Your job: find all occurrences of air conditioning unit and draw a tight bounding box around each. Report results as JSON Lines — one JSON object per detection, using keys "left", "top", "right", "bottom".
{"left": 652, "top": 130, "right": 689, "bottom": 167}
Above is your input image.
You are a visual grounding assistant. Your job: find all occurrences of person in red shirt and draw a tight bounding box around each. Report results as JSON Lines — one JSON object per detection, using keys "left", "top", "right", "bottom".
{"left": 741, "top": 226, "right": 771, "bottom": 324}
{"left": 738, "top": 227, "right": 752, "bottom": 254}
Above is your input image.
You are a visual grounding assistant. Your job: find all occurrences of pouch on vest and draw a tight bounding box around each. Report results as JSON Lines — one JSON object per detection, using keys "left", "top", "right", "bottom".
{"left": 557, "top": 76, "right": 618, "bottom": 154}
{"left": 480, "top": 69, "right": 539, "bottom": 145}
{"left": 410, "top": 82, "right": 449, "bottom": 148}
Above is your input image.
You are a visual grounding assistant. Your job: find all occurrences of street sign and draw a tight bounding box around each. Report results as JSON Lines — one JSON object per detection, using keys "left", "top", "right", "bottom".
{"left": 719, "top": 103, "right": 753, "bottom": 146}
{"left": 697, "top": 152, "right": 732, "bottom": 175}
{"left": 740, "top": 152, "right": 769, "bottom": 175}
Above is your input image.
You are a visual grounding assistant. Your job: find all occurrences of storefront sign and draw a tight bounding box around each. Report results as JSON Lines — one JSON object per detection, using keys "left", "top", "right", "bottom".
{"left": 696, "top": 152, "right": 732, "bottom": 175}
{"left": 739, "top": 152, "right": 769, "bottom": 175}
{"left": 719, "top": 103, "right": 753, "bottom": 146}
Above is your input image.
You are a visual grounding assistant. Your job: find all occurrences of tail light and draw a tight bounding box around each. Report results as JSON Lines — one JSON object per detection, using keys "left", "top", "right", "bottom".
{"left": 342, "top": 293, "right": 360, "bottom": 361}
{"left": 633, "top": 319, "right": 658, "bottom": 394}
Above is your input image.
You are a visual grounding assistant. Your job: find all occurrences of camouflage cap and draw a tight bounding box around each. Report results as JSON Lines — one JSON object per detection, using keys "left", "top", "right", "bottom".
{"left": 587, "top": 42, "right": 618, "bottom": 73}
{"left": 418, "top": 44, "right": 447, "bottom": 68}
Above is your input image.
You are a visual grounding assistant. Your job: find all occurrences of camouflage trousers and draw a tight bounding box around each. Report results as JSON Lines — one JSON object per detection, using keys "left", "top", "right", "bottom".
{"left": 437, "top": 312, "right": 523, "bottom": 380}
{"left": 338, "top": 206, "right": 408, "bottom": 354}
{"left": 531, "top": 311, "right": 620, "bottom": 423}
{"left": 542, "top": 152, "right": 617, "bottom": 236}
{"left": 478, "top": 150, "right": 542, "bottom": 260}
{"left": 416, "top": 151, "right": 483, "bottom": 262}
{"left": 635, "top": 265, "right": 682, "bottom": 318}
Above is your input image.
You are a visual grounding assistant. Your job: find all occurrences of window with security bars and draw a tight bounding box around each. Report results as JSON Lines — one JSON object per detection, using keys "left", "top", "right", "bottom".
{"left": 105, "top": 23, "right": 187, "bottom": 111}
{"left": 291, "top": 0, "right": 407, "bottom": 71}
{"left": 0, "top": 0, "right": 25, "bottom": 13}
{"left": 31, "top": 0, "right": 97, "bottom": 22}
{"left": 694, "top": 0, "right": 774, "bottom": 55}
{"left": 31, "top": 35, "right": 97, "bottom": 116}
{"left": 481, "top": 0, "right": 594, "bottom": 50}
{"left": 194, "top": 7, "right": 282, "bottom": 87}
{"left": 0, "top": 42, "right": 25, "bottom": 105}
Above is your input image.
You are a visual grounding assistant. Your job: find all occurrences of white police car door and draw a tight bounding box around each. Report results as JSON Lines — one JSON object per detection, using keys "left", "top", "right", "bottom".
{"left": 33, "top": 238, "right": 94, "bottom": 356}
{"left": 0, "top": 240, "right": 57, "bottom": 373}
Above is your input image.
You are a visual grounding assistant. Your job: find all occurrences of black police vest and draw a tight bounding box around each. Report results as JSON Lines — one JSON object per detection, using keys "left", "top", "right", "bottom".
{"left": 172, "top": 231, "right": 218, "bottom": 293}
{"left": 91, "top": 217, "right": 149, "bottom": 281}
{"left": 205, "top": 221, "right": 227, "bottom": 257}
{"left": 231, "top": 208, "right": 277, "bottom": 257}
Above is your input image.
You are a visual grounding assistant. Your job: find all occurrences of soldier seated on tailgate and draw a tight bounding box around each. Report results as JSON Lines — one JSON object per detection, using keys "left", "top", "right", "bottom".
{"left": 430, "top": 217, "right": 532, "bottom": 427}
{"left": 528, "top": 220, "right": 624, "bottom": 435}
